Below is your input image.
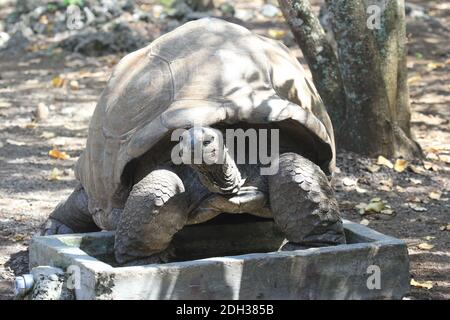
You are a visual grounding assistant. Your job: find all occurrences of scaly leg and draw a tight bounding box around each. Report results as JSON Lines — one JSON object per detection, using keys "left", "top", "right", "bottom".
{"left": 268, "top": 153, "right": 346, "bottom": 249}
{"left": 41, "top": 184, "right": 99, "bottom": 235}
{"left": 114, "top": 169, "right": 189, "bottom": 265}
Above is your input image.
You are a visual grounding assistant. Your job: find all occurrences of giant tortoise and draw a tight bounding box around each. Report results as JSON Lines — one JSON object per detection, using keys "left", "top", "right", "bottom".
{"left": 42, "top": 18, "right": 346, "bottom": 265}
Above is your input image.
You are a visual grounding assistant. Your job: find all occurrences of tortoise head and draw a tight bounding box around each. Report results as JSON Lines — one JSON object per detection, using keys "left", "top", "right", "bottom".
{"left": 178, "top": 127, "right": 224, "bottom": 165}
{"left": 178, "top": 126, "right": 243, "bottom": 194}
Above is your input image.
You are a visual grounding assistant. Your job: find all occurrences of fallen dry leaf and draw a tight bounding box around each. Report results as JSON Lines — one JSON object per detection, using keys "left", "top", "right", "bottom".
{"left": 39, "top": 15, "right": 49, "bottom": 25}
{"left": 429, "top": 191, "right": 441, "bottom": 200}
{"left": 69, "top": 80, "right": 80, "bottom": 90}
{"left": 40, "top": 131, "right": 56, "bottom": 139}
{"left": 394, "top": 159, "right": 408, "bottom": 173}
{"left": 25, "top": 122, "right": 37, "bottom": 129}
{"left": 367, "top": 164, "right": 380, "bottom": 173}
{"left": 50, "top": 137, "right": 67, "bottom": 147}
{"left": 0, "top": 100, "right": 11, "bottom": 108}
{"left": 410, "top": 279, "right": 433, "bottom": 290}
{"left": 268, "top": 29, "right": 287, "bottom": 39}
{"left": 355, "top": 186, "right": 368, "bottom": 194}
{"left": 409, "top": 165, "right": 425, "bottom": 174}
{"left": 366, "top": 201, "right": 385, "bottom": 213}
{"left": 378, "top": 185, "right": 392, "bottom": 192}
{"left": 355, "top": 203, "right": 367, "bottom": 215}
{"left": 440, "top": 224, "right": 450, "bottom": 231}
{"left": 13, "top": 215, "right": 25, "bottom": 222}
{"left": 356, "top": 198, "right": 391, "bottom": 215}
{"left": 48, "top": 168, "right": 62, "bottom": 181}
{"left": 377, "top": 155, "right": 394, "bottom": 169}
{"left": 77, "top": 70, "right": 104, "bottom": 78}
{"left": 408, "top": 203, "right": 427, "bottom": 212}
{"left": 380, "top": 179, "right": 393, "bottom": 187}
{"left": 51, "top": 76, "right": 65, "bottom": 88}
{"left": 439, "top": 155, "right": 450, "bottom": 164}
{"left": 427, "top": 62, "right": 445, "bottom": 71}
{"left": 381, "top": 209, "right": 394, "bottom": 215}
{"left": 342, "top": 177, "right": 357, "bottom": 186}
{"left": 48, "top": 149, "right": 70, "bottom": 160}
{"left": 424, "top": 146, "right": 442, "bottom": 155}
{"left": 417, "top": 243, "right": 434, "bottom": 250}
{"left": 6, "top": 139, "right": 26, "bottom": 146}
{"left": 426, "top": 152, "right": 439, "bottom": 161}
{"left": 13, "top": 234, "right": 26, "bottom": 242}
{"left": 360, "top": 219, "right": 370, "bottom": 226}
{"left": 423, "top": 161, "right": 439, "bottom": 172}
{"left": 407, "top": 75, "right": 422, "bottom": 84}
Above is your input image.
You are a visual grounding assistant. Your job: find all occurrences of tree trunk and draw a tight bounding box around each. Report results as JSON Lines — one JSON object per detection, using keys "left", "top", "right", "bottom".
{"left": 370, "top": 0, "right": 422, "bottom": 157}
{"left": 278, "top": 0, "right": 347, "bottom": 134}
{"left": 279, "top": 0, "right": 422, "bottom": 158}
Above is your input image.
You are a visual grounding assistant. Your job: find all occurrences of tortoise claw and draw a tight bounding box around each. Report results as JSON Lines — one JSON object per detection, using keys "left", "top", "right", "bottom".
{"left": 40, "top": 218, "right": 74, "bottom": 236}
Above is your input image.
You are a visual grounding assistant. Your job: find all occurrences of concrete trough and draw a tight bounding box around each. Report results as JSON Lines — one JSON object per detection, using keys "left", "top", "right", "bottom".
{"left": 29, "top": 216, "right": 410, "bottom": 300}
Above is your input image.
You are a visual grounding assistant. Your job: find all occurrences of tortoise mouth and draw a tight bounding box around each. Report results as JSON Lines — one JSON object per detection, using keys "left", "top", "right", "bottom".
{"left": 184, "top": 148, "right": 224, "bottom": 166}
{"left": 190, "top": 152, "right": 244, "bottom": 195}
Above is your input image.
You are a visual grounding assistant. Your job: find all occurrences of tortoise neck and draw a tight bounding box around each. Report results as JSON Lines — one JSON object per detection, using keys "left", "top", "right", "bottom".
{"left": 192, "top": 150, "right": 244, "bottom": 195}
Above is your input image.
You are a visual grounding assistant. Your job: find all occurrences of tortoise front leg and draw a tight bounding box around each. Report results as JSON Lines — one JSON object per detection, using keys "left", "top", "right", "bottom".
{"left": 41, "top": 184, "right": 99, "bottom": 235}
{"left": 268, "top": 153, "right": 346, "bottom": 249}
{"left": 114, "top": 169, "right": 189, "bottom": 265}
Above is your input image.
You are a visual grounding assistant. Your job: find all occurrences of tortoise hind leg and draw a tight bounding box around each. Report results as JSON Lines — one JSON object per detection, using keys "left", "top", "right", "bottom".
{"left": 114, "top": 169, "right": 189, "bottom": 265}
{"left": 268, "top": 153, "right": 346, "bottom": 249}
{"left": 41, "top": 184, "right": 99, "bottom": 235}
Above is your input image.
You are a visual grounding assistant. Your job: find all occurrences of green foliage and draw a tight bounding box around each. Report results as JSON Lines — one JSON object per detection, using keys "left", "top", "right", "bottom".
{"left": 159, "top": 0, "right": 175, "bottom": 8}
{"left": 47, "top": 3, "right": 59, "bottom": 12}
{"left": 63, "top": 0, "right": 84, "bottom": 7}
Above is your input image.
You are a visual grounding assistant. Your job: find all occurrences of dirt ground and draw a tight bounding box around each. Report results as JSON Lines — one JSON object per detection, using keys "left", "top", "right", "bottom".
{"left": 0, "top": 0, "right": 448, "bottom": 300}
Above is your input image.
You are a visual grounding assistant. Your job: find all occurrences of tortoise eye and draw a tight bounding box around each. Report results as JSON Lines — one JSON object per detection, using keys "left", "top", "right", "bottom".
{"left": 179, "top": 150, "right": 183, "bottom": 157}
{"left": 203, "top": 140, "right": 211, "bottom": 146}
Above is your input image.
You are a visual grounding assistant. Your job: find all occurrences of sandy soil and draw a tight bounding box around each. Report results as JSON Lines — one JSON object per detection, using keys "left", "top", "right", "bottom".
{"left": 0, "top": 0, "right": 448, "bottom": 300}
